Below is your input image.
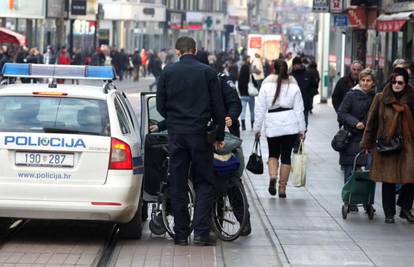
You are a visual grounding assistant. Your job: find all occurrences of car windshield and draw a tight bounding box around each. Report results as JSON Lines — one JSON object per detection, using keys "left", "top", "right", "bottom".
{"left": 0, "top": 96, "right": 110, "bottom": 136}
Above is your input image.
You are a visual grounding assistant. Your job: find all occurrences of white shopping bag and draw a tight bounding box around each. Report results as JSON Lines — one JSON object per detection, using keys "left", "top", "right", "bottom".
{"left": 291, "top": 140, "right": 307, "bottom": 187}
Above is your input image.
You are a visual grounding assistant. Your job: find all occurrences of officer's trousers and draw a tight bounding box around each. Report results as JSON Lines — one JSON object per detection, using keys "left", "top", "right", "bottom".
{"left": 168, "top": 133, "right": 215, "bottom": 239}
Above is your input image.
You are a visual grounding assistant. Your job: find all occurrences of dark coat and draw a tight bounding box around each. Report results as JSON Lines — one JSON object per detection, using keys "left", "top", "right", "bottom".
{"left": 291, "top": 68, "right": 315, "bottom": 111}
{"left": 149, "top": 56, "right": 162, "bottom": 77}
{"left": 332, "top": 74, "right": 358, "bottom": 111}
{"left": 219, "top": 73, "right": 242, "bottom": 120}
{"left": 361, "top": 84, "right": 414, "bottom": 184}
{"left": 337, "top": 87, "right": 375, "bottom": 166}
{"left": 238, "top": 63, "right": 250, "bottom": 97}
{"left": 156, "top": 54, "right": 225, "bottom": 141}
{"left": 307, "top": 67, "right": 320, "bottom": 96}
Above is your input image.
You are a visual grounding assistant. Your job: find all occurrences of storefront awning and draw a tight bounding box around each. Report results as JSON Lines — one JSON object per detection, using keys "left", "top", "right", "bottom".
{"left": 376, "top": 11, "right": 413, "bottom": 32}
{"left": 0, "top": 27, "right": 26, "bottom": 46}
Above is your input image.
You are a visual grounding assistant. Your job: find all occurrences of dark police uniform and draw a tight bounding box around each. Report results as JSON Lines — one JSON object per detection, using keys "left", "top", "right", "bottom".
{"left": 156, "top": 54, "right": 225, "bottom": 240}
{"left": 218, "top": 72, "right": 242, "bottom": 137}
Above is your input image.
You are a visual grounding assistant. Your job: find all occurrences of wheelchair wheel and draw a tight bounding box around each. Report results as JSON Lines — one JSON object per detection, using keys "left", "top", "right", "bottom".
{"left": 149, "top": 213, "right": 166, "bottom": 235}
{"left": 161, "top": 180, "right": 195, "bottom": 239}
{"left": 211, "top": 179, "right": 248, "bottom": 241}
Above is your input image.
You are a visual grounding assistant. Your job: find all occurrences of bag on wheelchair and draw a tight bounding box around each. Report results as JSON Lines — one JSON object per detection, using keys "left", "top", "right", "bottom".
{"left": 213, "top": 153, "right": 240, "bottom": 177}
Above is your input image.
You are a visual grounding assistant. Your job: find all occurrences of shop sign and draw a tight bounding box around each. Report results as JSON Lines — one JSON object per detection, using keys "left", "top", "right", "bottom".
{"left": 249, "top": 36, "right": 262, "bottom": 49}
{"left": 71, "top": 0, "right": 87, "bottom": 16}
{"left": 312, "top": 0, "right": 329, "bottom": 13}
{"left": 330, "top": 0, "right": 344, "bottom": 13}
{"left": 376, "top": 20, "right": 406, "bottom": 31}
{"left": 168, "top": 11, "right": 184, "bottom": 29}
{"left": 0, "top": 0, "right": 45, "bottom": 19}
{"left": 185, "top": 12, "right": 203, "bottom": 30}
{"left": 333, "top": 15, "right": 348, "bottom": 27}
{"left": 348, "top": 8, "right": 366, "bottom": 29}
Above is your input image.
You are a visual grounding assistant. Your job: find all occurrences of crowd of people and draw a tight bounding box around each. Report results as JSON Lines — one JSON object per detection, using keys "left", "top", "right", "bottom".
{"left": 332, "top": 58, "right": 414, "bottom": 224}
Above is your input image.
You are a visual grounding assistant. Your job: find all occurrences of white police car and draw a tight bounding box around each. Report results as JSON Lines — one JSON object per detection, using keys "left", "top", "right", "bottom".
{"left": 0, "top": 63, "right": 143, "bottom": 239}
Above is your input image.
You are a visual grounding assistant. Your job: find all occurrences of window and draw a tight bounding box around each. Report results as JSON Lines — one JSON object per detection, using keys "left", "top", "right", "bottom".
{"left": 0, "top": 96, "right": 110, "bottom": 136}
{"left": 147, "top": 96, "right": 165, "bottom": 132}
{"left": 117, "top": 94, "right": 136, "bottom": 131}
{"left": 114, "top": 99, "right": 131, "bottom": 134}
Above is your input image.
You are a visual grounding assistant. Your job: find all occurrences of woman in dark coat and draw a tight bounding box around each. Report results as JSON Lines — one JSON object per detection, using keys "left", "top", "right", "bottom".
{"left": 338, "top": 68, "right": 376, "bottom": 184}
{"left": 361, "top": 68, "right": 414, "bottom": 224}
{"left": 238, "top": 56, "right": 255, "bottom": 130}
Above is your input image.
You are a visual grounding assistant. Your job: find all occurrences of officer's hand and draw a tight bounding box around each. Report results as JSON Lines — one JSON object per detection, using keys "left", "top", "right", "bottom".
{"left": 356, "top": 122, "right": 365, "bottom": 130}
{"left": 225, "top": 116, "right": 233, "bottom": 127}
{"left": 149, "top": 125, "right": 159, "bottom": 132}
{"left": 214, "top": 141, "right": 225, "bottom": 151}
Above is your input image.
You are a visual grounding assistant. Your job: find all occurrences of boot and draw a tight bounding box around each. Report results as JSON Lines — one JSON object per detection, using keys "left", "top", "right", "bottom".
{"left": 268, "top": 158, "right": 278, "bottom": 196}
{"left": 241, "top": 120, "right": 246, "bottom": 131}
{"left": 251, "top": 120, "right": 254, "bottom": 130}
{"left": 279, "top": 164, "right": 291, "bottom": 198}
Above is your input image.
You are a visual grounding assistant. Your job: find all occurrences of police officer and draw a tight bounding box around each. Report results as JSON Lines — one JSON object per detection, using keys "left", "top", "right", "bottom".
{"left": 156, "top": 37, "right": 225, "bottom": 246}
{"left": 219, "top": 71, "right": 242, "bottom": 136}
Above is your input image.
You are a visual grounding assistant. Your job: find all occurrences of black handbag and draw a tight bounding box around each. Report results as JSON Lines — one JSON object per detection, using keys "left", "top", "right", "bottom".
{"left": 246, "top": 137, "right": 263, "bottom": 174}
{"left": 331, "top": 128, "right": 352, "bottom": 152}
{"left": 376, "top": 136, "right": 403, "bottom": 154}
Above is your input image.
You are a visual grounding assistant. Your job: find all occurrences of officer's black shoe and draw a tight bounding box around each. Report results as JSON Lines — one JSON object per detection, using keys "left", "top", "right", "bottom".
{"left": 240, "top": 219, "right": 252, "bottom": 236}
{"left": 399, "top": 209, "right": 414, "bottom": 223}
{"left": 193, "top": 233, "right": 217, "bottom": 246}
{"left": 384, "top": 216, "right": 395, "bottom": 224}
{"left": 174, "top": 238, "right": 189, "bottom": 246}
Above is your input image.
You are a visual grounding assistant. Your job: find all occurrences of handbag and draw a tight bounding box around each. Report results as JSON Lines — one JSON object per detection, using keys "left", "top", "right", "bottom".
{"left": 331, "top": 127, "right": 352, "bottom": 152}
{"left": 248, "top": 75, "right": 259, "bottom": 96}
{"left": 291, "top": 140, "right": 307, "bottom": 187}
{"left": 376, "top": 136, "right": 403, "bottom": 154}
{"left": 246, "top": 137, "right": 263, "bottom": 174}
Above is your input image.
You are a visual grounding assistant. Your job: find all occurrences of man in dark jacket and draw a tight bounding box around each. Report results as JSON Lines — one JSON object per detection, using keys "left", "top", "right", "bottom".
{"left": 149, "top": 52, "right": 163, "bottom": 91}
{"left": 291, "top": 57, "right": 315, "bottom": 126}
{"left": 157, "top": 36, "right": 225, "bottom": 246}
{"left": 218, "top": 72, "right": 242, "bottom": 137}
{"left": 332, "top": 60, "right": 363, "bottom": 111}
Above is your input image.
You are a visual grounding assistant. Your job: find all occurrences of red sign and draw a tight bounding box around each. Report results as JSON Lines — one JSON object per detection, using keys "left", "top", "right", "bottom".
{"left": 249, "top": 37, "right": 262, "bottom": 49}
{"left": 347, "top": 8, "right": 366, "bottom": 29}
{"left": 376, "top": 20, "right": 406, "bottom": 32}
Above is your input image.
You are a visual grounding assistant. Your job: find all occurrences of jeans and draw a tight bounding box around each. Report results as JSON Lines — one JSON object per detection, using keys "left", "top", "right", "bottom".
{"left": 240, "top": 96, "right": 255, "bottom": 122}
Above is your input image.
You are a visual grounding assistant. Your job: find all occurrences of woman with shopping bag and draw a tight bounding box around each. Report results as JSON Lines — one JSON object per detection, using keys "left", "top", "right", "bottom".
{"left": 253, "top": 60, "right": 306, "bottom": 198}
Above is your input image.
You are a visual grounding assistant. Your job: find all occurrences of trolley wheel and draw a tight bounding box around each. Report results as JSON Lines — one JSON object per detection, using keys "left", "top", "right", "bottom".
{"left": 149, "top": 215, "right": 167, "bottom": 235}
{"left": 211, "top": 179, "right": 249, "bottom": 241}
{"left": 162, "top": 180, "right": 195, "bottom": 239}
{"left": 367, "top": 205, "right": 375, "bottom": 220}
{"left": 342, "top": 204, "right": 348, "bottom": 219}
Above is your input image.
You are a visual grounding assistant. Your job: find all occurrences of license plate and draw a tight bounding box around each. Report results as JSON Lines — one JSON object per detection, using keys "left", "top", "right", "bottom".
{"left": 15, "top": 152, "right": 74, "bottom": 167}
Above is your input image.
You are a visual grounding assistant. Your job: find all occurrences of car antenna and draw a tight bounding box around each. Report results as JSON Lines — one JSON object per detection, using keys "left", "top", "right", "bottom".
{"left": 48, "top": 64, "right": 57, "bottom": 88}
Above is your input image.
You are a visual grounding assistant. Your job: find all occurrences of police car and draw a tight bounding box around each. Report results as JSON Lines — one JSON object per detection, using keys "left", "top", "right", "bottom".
{"left": 0, "top": 63, "right": 143, "bottom": 239}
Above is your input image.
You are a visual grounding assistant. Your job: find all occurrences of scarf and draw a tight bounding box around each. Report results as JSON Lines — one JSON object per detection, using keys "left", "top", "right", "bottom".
{"left": 387, "top": 103, "right": 414, "bottom": 143}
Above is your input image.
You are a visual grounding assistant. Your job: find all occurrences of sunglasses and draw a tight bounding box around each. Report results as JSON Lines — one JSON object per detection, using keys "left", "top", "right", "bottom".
{"left": 391, "top": 80, "right": 405, "bottom": 86}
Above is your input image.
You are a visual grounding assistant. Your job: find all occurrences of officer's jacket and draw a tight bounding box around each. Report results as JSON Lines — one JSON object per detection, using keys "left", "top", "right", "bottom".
{"left": 156, "top": 54, "right": 225, "bottom": 141}
{"left": 219, "top": 73, "right": 242, "bottom": 121}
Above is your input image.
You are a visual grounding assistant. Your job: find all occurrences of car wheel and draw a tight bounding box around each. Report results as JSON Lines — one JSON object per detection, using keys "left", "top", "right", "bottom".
{"left": 118, "top": 198, "right": 143, "bottom": 240}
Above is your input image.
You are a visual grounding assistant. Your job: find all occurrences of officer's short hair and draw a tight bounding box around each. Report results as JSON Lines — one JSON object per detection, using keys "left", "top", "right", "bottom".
{"left": 175, "top": 37, "right": 196, "bottom": 54}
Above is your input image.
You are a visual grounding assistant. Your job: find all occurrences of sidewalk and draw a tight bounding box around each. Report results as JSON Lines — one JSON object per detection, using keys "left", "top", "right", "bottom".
{"left": 242, "top": 102, "right": 414, "bottom": 267}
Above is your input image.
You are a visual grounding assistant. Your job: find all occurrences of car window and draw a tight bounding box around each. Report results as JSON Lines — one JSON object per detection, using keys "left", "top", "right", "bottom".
{"left": 114, "top": 98, "right": 131, "bottom": 134}
{"left": 0, "top": 96, "right": 110, "bottom": 136}
{"left": 147, "top": 96, "right": 164, "bottom": 131}
{"left": 118, "top": 94, "right": 136, "bottom": 130}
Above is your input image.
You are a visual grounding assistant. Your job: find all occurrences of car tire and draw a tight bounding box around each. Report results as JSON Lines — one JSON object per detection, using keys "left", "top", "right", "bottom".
{"left": 118, "top": 197, "right": 143, "bottom": 240}
{"left": 0, "top": 218, "right": 12, "bottom": 235}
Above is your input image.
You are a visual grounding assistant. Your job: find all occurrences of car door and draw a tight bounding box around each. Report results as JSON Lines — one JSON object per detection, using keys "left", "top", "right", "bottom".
{"left": 140, "top": 92, "right": 168, "bottom": 201}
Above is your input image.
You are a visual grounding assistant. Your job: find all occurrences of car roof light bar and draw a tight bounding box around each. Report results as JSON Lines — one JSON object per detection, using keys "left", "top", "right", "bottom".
{"left": 1, "top": 63, "right": 116, "bottom": 81}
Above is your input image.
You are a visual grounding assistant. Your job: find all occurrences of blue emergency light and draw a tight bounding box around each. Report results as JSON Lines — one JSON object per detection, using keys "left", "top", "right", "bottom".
{"left": 1, "top": 63, "right": 116, "bottom": 80}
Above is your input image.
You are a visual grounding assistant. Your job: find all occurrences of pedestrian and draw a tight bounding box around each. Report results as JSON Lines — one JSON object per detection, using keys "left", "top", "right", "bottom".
{"left": 149, "top": 51, "right": 162, "bottom": 91}
{"left": 140, "top": 48, "right": 148, "bottom": 77}
{"left": 71, "top": 48, "right": 83, "bottom": 84}
{"left": 332, "top": 60, "right": 363, "bottom": 112}
{"left": 238, "top": 56, "right": 255, "bottom": 130}
{"left": 156, "top": 36, "right": 225, "bottom": 246}
{"left": 251, "top": 53, "right": 265, "bottom": 90}
{"left": 91, "top": 48, "right": 105, "bottom": 66}
{"left": 253, "top": 59, "right": 306, "bottom": 198}
{"left": 291, "top": 56, "right": 315, "bottom": 126}
{"left": 337, "top": 68, "right": 376, "bottom": 211}
{"left": 361, "top": 67, "right": 414, "bottom": 224}
{"left": 43, "top": 45, "right": 56, "bottom": 65}
{"left": 307, "top": 61, "right": 320, "bottom": 113}
{"left": 132, "top": 49, "right": 141, "bottom": 82}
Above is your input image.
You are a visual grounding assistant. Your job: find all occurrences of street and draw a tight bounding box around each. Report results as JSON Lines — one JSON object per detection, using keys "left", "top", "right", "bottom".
{"left": 0, "top": 76, "right": 413, "bottom": 267}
